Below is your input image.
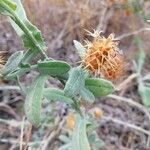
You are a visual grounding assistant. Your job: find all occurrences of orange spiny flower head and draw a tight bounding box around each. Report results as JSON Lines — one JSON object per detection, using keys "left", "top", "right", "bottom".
{"left": 82, "top": 30, "right": 124, "bottom": 80}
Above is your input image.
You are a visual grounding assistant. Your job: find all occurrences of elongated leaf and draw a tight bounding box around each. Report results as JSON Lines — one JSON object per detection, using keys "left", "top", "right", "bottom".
{"left": 3, "top": 0, "right": 16, "bottom": 10}
{"left": 3, "top": 51, "right": 23, "bottom": 75}
{"left": 71, "top": 116, "right": 90, "bottom": 150}
{"left": 85, "top": 78, "right": 114, "bottom": 97}
{"left": 38, "top": 60, "right": 70, "bottom": 76}
{"left": 12, "top": 0, "right": 46, "bottom": 48}
{"left": 64, "top": 67, "right": 85, "bottom": 97}
{"left": 44, "top": 88, "right": 73, "bottom": 105}
{"left": 59, "top": 135, "right": 70, "bottom": 144}
{"left": 73, "top": 40, "right": 86, "bottom": 57}
{"left": 139, "top": 83, "right": 150, "bottom": 107}
{"left": 5, "top": 67, "right": 30, "bottom": 80}
{"left": 21, "top": 49, "right": 38, "bottom": 64}
{"left": 0, "top": 0, "right": 17, "bottom": 15}
{"left": 58, "top": 144, "right": 70, "bottom": 150}
{"left": 80, "top": 88, "right": 95, "bottom": 102}
{"left": 25, "top": 75, "right": 47, "bottom": 126}
{"left": 134, "top": 37, "right": 145, "bottom": 73}
{"left": 1, "top": 0, "right": 47, "bottom": 63}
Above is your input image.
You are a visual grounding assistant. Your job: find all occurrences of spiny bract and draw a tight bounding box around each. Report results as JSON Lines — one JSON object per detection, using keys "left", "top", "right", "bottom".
{"left": 82, "top": 30, "right": 124, "bottom": 80}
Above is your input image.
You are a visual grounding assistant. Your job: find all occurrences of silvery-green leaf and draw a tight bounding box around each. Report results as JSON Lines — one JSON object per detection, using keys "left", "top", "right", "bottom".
{"left": 25, "top": 75, "right": 47, "bottom": 126}
{"left": 44, "top": 88, "right": 73, "bottom": 105}
{"left": 71, "top": 115, "right": 90, "bottom": 150}
{"left": 4, "top": 51, "right": 23, "bottom": 75}
{"left": 38, "top": 60, "right": 70, "bottom": 76}
{"left": 73, "top": 40, "right": 86, "bottom": 57}
{"left": 139, "top": 83, "right": 150, "bottom": 107}
{"left": 64, "top": 67, "right": 85, "bottom": 97}
{"left": 85, "top": 78, "right": 114, "bottom": 97}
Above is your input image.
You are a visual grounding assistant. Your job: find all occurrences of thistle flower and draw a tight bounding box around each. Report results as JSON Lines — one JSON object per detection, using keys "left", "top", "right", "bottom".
{"left": 81, "top": 30, "right": 124, "bottom": 80}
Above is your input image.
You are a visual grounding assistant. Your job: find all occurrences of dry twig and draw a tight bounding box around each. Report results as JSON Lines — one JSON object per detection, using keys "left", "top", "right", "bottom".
{"left": 101, "top": 115, "right": 150, "bottom": 136}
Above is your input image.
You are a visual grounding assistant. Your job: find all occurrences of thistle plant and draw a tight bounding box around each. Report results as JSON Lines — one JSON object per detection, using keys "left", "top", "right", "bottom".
{"left": 0, "top": 0, "right": 124, "bottom": 149}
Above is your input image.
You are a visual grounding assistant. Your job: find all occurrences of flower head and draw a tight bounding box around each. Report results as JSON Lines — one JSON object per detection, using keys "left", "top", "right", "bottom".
{"left": 81, "top": 30, "right": 124, "bottom": 80}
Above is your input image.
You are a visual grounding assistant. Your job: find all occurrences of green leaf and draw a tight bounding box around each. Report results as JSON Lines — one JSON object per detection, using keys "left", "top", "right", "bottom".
{"left": 85, "top": 78, "right": 114, "bottom": 97}
{"left": 24, "top": 75, "right": 47, "bottom": 126}
{"left": 80, "top": 88, "right": 95, "bottom": 102}
{"left": 71, "top": 115, "right": 90, "bottom": 150}
{"left": 73, "top": 40, "right": 86, "bottom": 57}
{"left": 58, "top": 144, "right": 70, "bottom": 150}
{"left": 59, "top": 135, "right": 70, "bottom": 144}
{"left": 139, "top": 83, "right": 150, "bottom": 107}
{"left": 3, "top": 51, "right": 23, "bottom": 75}
{"left": 0, "top": 0, "right": 17, "bottom": 15}
{"left": 44, "top": 88, "right": 73, "bottom": 105}
{"left": 21, "top": 49, "right": 38, "bottom": 64}
{"left": 5, "top": 67, "right": 30, "bottom": 80}
{"left": 37, "top": 60, "right": 70, "bottom": 76}
{"left": 3, "top": 0, "right": 16, "bottom": 10}
{"left": 134, "top": 36, "right": 145, "bottom": 73}
{"left": 12, "top": 0, "right": 46, "bottom": 47}
{"left": 64, "top": 67, "right": 85, "bottom": 97}
{"left": 1, "top": 0, "right": 47, "bottom": 63}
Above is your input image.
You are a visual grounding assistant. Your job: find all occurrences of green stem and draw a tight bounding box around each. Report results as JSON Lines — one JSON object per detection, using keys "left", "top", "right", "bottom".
{"left": 0, "top": 2, "right": 48, "bottom": 59}
{"left": 73, "top": 98, "right": 83, "bottom": 117}
{"left": 30, "top": 64, "right": 38, "bottom": 70}
{"left": 16, "top": 76, "right": 26, "bottom": 95}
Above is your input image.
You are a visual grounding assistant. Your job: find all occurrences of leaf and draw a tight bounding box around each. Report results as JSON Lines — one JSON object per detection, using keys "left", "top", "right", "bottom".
{"left": 64, "top": 67, "right": 85, "bottom": 97}
{"left": 5, "top": 67, "right": 30, "bottom": 80}
{"left": 37, "top": 60, "right": 70, "bottom": 76}
{"left": 21, "top": 49, "right": 38, "bottom": 64}
{"left": 1, "top": 0, "right": 47, "bottom": 63}
{"left": 85, "top": 78, "right": 114, "bottom": 97}
{"left": 3, "top": 51, "right": 23, "bottom": 75}
{"left": 58, "top": 144, "right": 70, "bottom": 150}
{"left": 0, "top": 0, "right": 17, "bottom": 15}
{"left": 71, "top": 115, "right": 90, "bottom": 150}
{"left": 59, "top": 135, "right": 70, "bottom": 144}
{"left": 80, "top": 88, "right": 95, "bottom": 102}
{"left": 3, "top": 0, "right": 16, "bottom": 10}
{"left": 24, "top": 75, "right": 47, "bottom": 126}
{"left": 73, "top": 40, "right": 86, "bottom": 57}
{"left": 138, "top": 83, "right": 150, "bottom": 107}
{"left": 44, "top": 88, "right": 73, "bottom": 105}
{"left": 134, "top": 36, "right": 145, "bottom": 73}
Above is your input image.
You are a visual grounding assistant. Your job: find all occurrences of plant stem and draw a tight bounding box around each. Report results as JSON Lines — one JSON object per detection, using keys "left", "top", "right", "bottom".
{"left": 0, "top": 2, "right": 48, "bottom": 59}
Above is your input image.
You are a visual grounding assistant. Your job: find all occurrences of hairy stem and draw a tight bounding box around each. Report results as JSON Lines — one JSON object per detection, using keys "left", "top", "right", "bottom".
{"left": 0, "top": 1, "right": 48, "bottom": 59}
